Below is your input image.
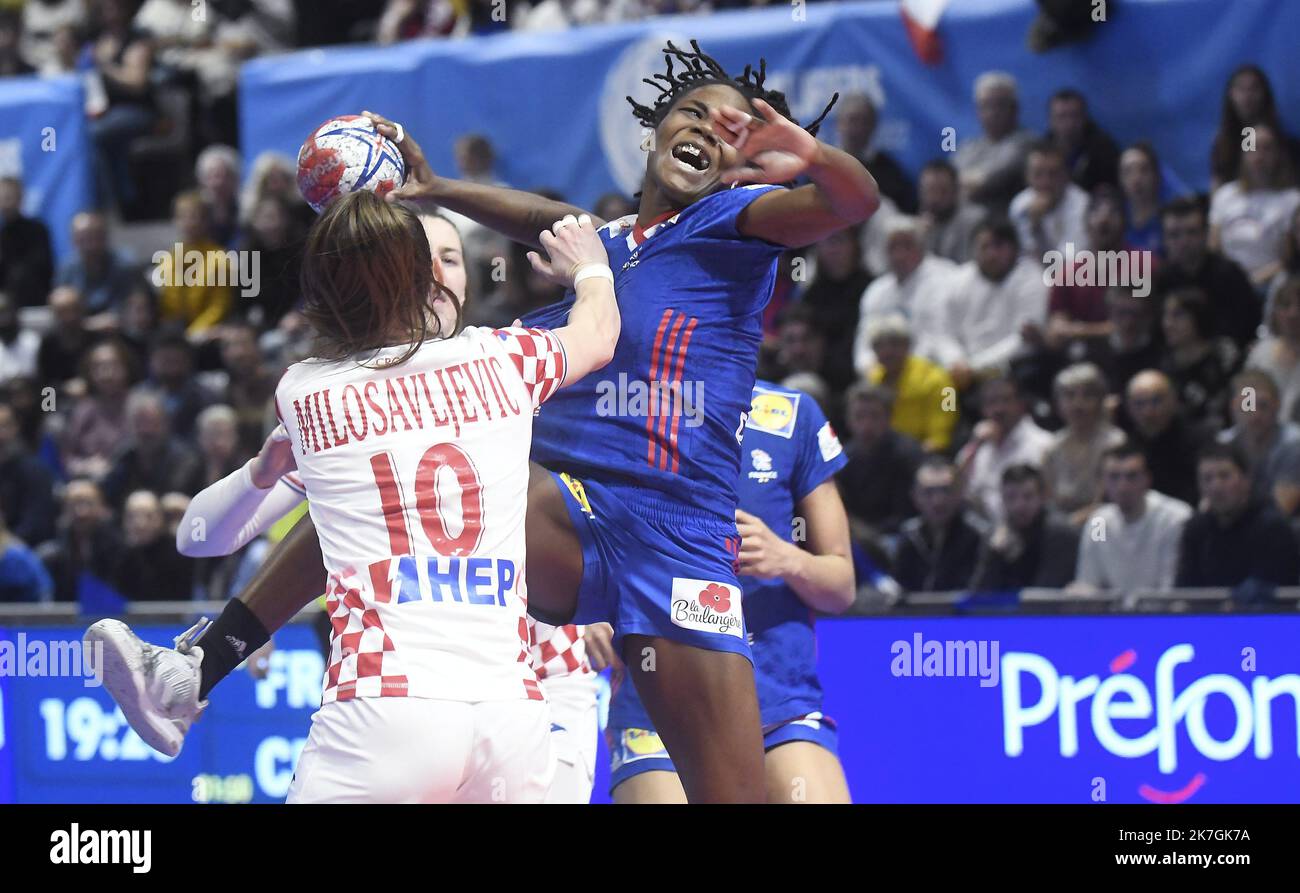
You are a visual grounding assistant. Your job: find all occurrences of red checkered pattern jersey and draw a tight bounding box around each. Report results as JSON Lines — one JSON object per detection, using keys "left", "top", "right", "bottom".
{"left": 279, "top": 326, "right": 567, "bottom": 705}
{"left": 529, "top": 620, "right": 592, "bottom": 680}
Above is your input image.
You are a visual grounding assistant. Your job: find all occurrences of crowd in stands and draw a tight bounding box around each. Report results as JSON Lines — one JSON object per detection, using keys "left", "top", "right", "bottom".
{"left": 1, "top": 1, "right": 1299, "bottom": 605}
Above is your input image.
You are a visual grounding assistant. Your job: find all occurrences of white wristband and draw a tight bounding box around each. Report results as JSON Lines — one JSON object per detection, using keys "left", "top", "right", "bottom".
{"left": 573, "top": 264, "right": 614, "bottom": 287}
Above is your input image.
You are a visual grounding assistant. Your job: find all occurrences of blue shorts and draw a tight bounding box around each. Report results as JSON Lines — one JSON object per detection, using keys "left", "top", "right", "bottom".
{"left": 607, "top": 713, "right": 839, "bottom": 793}
{"left": 551, "top": 471, "right": 753, "bottom": 662}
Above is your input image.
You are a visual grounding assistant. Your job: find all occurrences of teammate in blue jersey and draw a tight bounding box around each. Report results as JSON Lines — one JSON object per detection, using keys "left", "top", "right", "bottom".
{"left": 594, "top": 381, "right": 855, "bottom": 803}
{"left": 157, "top": 41, "right": 877, "bottom": 804}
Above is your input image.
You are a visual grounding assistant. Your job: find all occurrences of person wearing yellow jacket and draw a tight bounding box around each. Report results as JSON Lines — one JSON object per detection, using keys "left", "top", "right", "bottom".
{"left": 153, "top": 191, "right": 234, "bottom": 335}
{"left": 866, "top": 314, "right": 957, "bottom": 452}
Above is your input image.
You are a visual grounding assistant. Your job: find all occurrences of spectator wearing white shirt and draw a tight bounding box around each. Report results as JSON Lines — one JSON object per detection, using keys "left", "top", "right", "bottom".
{"left": 1245, "top": 276, "right": 1300, "bottom": 421}
{"left": 1209, "top": 123, "right": 1300, "bottom": 290}
{"left": 957, "top": 374, "right": 1054, "bottom": 523}
{"left": 1070, "top": 442, "right": 1192, "bottom": 594}
{"left": 945, "top": 218, "right": 1049, "bottom": 386}
{"left": 853, "top": 217, "right": 960, "bottom": 374}
{"left": 0, "top": 294, "right": 39, "bottom": 385}
{"left": 954, "top": 72, "right": 1038, "bottom": 215}
{"left": 919, "top": 159, "right": 986, "bottom": 265}
{"left": 1009, "top": 142, "right": 1090, "bottom": 261}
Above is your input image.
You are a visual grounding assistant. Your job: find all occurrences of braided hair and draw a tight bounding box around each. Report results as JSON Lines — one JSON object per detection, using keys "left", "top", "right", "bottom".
{"left": 626, "top": 40, "right": 838, "bottom": 139}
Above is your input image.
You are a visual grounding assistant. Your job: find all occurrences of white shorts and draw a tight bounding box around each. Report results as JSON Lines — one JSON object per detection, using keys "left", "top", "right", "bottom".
{"left": 287, "top": 697, "right": 555, "bottom": 804}
{"left": 542, "top": 672, "right": 600, "bottom": 804}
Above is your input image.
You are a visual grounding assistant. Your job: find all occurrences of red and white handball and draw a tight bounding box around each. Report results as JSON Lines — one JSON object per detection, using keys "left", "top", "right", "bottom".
{"left": 296, "top": 114, "right": 406, "bottom": 213}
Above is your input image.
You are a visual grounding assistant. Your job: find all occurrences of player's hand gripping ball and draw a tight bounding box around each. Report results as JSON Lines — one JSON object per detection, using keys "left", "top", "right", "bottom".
{"left": 296, "top": 114, "right": 407, "bottom": 213}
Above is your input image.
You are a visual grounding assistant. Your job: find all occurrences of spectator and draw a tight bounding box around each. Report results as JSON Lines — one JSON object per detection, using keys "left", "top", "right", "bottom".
{"left": 144, "top": 333, "right": 213, "bottom": 440}
{"left": 0, "top": 293, "right": 39, "bottom": 383}
{"left": 1041, "top": 362, "right": 1124, "bottom": 523}
{"left": 1209, "top": 64, "right": 1300, "bottom": 189}
{"left": 864, "top": 315, "right": 957, "bottom": 452}
{"left": 957, "top": 373, "right": 1053, "bottom": 522}
{"left": 84, "top": 0, "right": 157, "bottom": 212}
{"left": 1218, "top": 369, "right": 1300, "bottom": 513}
{"left": 594, "top": 192, "right": 636, "bottom": 223}
{"left": 38, "top": 287, "right": 97, "bottom": 389}
{"left": 1175, "top": 443, "right": 1299, "bottom": 587}
{"left": 839, "top": 382, "right": 923, "bottom": 551}
{"left": 183, "top": 403, "right": 246, "bottom": 493}
{"left": 55, "top": 211, "right": 140, "bottom": 315}
{"left": 116, "top": 281, "right": 160, "bottom": 369}
{"left": 893, "top": 457, "right": 987, "bottom": 592}
{"left": 0, "top": 12, "right": 36, "bottom": 76}
{"left": 1160, "top": 287, "right": 1237, "bottom": 429}
{"left": 945, "top": 218, "right": 1047, "bottom": 384}
{"left": 194, "top": 145, "right": 243, "bottom": 247}
{"left": 113, "top": 488, "right": 194, "bottom": 601}
{"left": 238, "top": 193, "right": 304, "bottom": 328}
{"left": 1154, "top": 197, "right": 1260, "bottom": 350}
{"left": 61, "top": 339, "right": 136, "bottom": 479}
{"left": 1070, "top": 442, "right": 1192, "bottom": 594}
{"left": 853, "top": 216, "right": 960, "bottom": 374}
{"left": 36, "top": 477, "right": 123, "bottom": 602}
{"left": 1045, "top": 88, "right": 1119, "bottom": 193}
{"left": 155, "top": 191, "right": 235, "bottom": 336}
{"left": 971, "top": 464, "right": 1078, "bottom": 590}
{"left": 1119, "top": 143, "right": 1166, "bottom": 255}
{"left": 801, "top": 226, "right": 871, "bottom": 387}
{"left": 769, "top": 304, "right": 845, "bottom": 396}
{"left": 0, "top": 512, "right": 54, "bottom": 602}
{"left": 954, "top": 71, "right": 1037, "bottom": 214}
{"left": 1209, "top": 123, "right": 1300, "bottom": 290}
{"left": 1122, "top": 369, "right": 1213, "bottom": 505}
{"left": 101, "top": 389, "right": 201, "bottom": 508}
{"left": 211, "top": 320, "right": 276, "bottom": 455}
{"left": 1039, "top": 185, "right": 1137, "bottom": 345}
{"left": 1245, "top": 276, "right": 1300, "bottom": 421}
{"left": 0, "top": 401, "right": 58, "bottom": 548}
{"left": 1263, "top": 206, "right": 1300, "bottom": 323}
{"left": 454, "top": 133, "right": 503, "bottom": 185}
{"left": 0, "top": 176, "right": 54, "bottom": 308}
{"left": 1078, "top": 286, "right": 1163, "bottom": 399}
{"left": 1009, "top": 142, "right": 1089, "bottom": 260}
{"left": 240, "top": 151, "right": 314, "bottom": 229}
{"left": 918, "top": 159, "right": 985, "bottom": 264}
{"left": 21, "top": 0, "right": 87, "bottom": 74}
{"left": 835, "top": 92, "right": 916, "bottom": 213}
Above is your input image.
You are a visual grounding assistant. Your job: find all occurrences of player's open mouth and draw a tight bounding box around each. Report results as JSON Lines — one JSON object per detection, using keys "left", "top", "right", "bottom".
{"left": 671, "top": 141, "right": 711, "bottom": 172}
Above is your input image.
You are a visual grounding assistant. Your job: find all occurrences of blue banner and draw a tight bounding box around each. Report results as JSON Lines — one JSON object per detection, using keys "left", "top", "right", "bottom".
{"left": 4, "top": 614, "right": 1298, "bottom": 802}
{"left": 0, "top": 74, "right": 94, "bottom": 264}
{"left": 240, "top": 0, "right": 1300, "bottom": 211}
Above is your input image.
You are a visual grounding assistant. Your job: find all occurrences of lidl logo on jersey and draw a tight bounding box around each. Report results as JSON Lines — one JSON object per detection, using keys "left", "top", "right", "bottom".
{"left": 670, "top": 578, "right": 743, "bottom": 639}
{"left": 748, "top": 389, "right": 798, "bottom": 438}
{"left": 748, "top": 449, "right": 778, "bottom": 484}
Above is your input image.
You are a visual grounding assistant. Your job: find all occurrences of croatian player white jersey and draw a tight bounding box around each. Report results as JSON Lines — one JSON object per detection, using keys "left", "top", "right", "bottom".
{"left": 275, "top": 325, "right": 567, "bottom": 705}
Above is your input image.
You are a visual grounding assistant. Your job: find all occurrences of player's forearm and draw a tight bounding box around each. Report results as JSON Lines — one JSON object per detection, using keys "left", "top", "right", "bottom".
{"left": 780, "top": 544, "right": 856, "bottom": 614}
{"left": 558, "top": 278, "right": 621, "bottom": 380}
{"left": 803, "top": 142, "right": 880, "bottom": 226}
{"left": 178, "top": 461, "right": 301, "bottom": 557}
{"left": 237, "top": 512, "right": 326, "bottom": 633}
{"left": 426, "top": 178, "right": 594, "bottom": 249}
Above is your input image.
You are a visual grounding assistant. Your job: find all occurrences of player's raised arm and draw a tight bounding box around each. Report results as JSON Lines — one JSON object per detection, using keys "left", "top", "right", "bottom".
{"left": 525, "top": 214, "right": 621, "bottom": 384}
{"left": 363, "top": 112, "right": 603, "bottom": 249}
{"left": 711, "top": 97, "right": 879, "bottom": 248}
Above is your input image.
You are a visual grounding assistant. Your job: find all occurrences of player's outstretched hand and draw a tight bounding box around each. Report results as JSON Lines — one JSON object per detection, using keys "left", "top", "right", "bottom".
{"left": 526, "top": 214, "right": 610, "bottom": 288}
{"left": 583, "top": 622, "right": 621, "bottom": 672}
{"left": 710, "top": 97, "right": 819, "bottom": 185}
{"left": 250, "top": 424, "right": 297, "bottom": 489}
{"left": 362, "top": 110, "right": 438, "bottom": 203}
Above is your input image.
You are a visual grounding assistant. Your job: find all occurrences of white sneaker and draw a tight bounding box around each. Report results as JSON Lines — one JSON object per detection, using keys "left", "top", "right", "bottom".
{"left": 84, "top": 617, "right": 210, "bottom": 758}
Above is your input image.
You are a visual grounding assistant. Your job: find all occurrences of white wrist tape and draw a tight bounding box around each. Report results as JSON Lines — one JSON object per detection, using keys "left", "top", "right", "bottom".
{"left": 573, "top": 264, "right": 614, "bottom": 286}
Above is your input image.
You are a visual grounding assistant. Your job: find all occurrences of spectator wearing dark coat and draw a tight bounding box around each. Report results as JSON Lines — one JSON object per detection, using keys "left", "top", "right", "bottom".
{"left": 1176, "top": 443, "right": 1300, "bottom": 587}
{"left": 972, "top": 464, "right": 1079, "bottom": 590}
{"left": 894, "top": 458, "right": 988, "bottom": 592}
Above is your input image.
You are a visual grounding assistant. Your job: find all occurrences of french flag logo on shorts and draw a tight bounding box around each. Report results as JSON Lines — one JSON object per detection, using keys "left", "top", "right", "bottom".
{"left": 670, "top": 578, "right": 744, "bottom": 639}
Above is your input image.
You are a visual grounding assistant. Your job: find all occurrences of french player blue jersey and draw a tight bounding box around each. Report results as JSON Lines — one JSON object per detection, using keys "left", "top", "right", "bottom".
{"left": 609, "top": 380, "right": 848, "bottom": 731}
{"left": 521, "top": 184, "right": 785, "bottom": 526}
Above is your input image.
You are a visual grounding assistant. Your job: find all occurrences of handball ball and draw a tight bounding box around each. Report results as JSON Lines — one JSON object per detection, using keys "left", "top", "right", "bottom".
{"left": 297, "top": 114, "right": 406, "bottom": 213}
